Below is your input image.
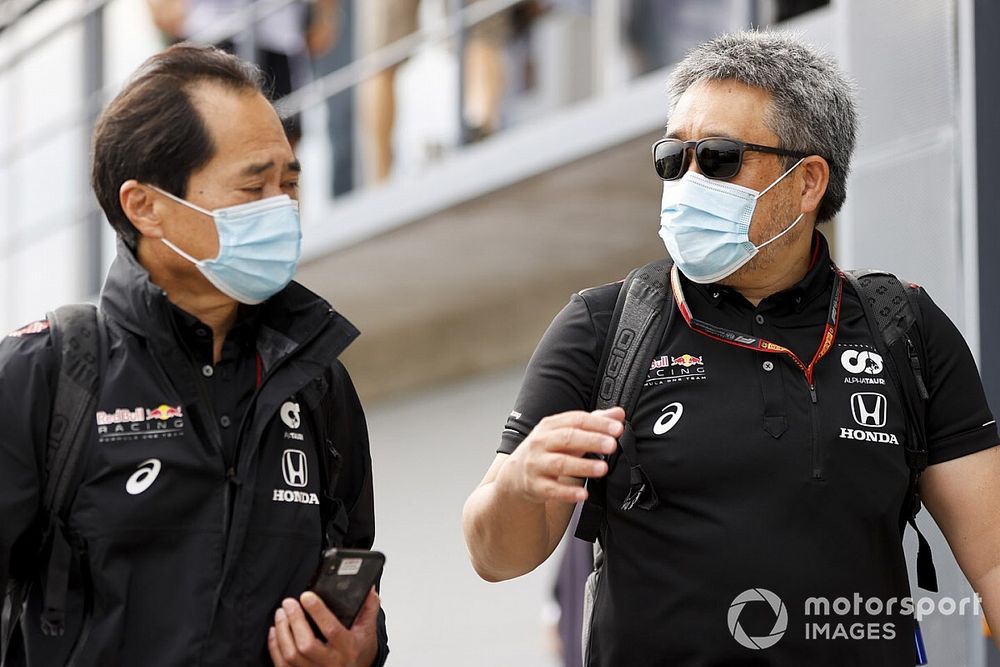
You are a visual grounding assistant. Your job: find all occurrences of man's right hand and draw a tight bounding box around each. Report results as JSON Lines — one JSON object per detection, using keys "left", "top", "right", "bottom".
{"left": 494, "top": 407, "right": 624, "bottom": 505}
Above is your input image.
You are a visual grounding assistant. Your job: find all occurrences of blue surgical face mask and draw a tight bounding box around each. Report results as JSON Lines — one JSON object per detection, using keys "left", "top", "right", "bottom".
{"left": 149, "top": 186, "right": 302, "bottom": 304}
{"left": 658, "top": 159, "right": 805, "bottom": 284}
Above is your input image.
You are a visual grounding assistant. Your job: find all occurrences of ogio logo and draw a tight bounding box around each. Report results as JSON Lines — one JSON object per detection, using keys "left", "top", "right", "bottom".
{"left": 600, "top": 328, "right": 636, "bottom": 401}
{"left": 728, "top": 588, "right": 788, "bottom": 650}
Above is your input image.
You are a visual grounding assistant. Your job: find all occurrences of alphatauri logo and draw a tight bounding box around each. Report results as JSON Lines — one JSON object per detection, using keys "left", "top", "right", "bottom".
{"left": 841, "top": 349, "right": 883, "bottom": 375}
{"left": 728, "top": 588, "right": 788, "bottom": 650}
{"left": 280, "top": 401, "right": 301, "bottom": 429}
{"left": 652, "top": 402, "right": 684, "bottom": 435}
{"left": 126, "top": 458, "right": 162, "bottom": 495}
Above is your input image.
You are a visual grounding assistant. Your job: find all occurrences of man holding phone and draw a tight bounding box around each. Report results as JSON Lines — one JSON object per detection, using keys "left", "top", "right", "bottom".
{"left": 0, "top": 45, "right": 386, "bottom": 666}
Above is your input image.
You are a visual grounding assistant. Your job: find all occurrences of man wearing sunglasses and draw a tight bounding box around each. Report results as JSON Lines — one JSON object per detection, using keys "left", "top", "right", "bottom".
{"left": 464, "top": 30, "right": 1000, "bottom": 665}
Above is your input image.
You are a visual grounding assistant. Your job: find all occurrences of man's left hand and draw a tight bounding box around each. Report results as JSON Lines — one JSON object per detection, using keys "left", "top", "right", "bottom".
{"left": 268, "top": 588, "right": 380, "bottom": 667}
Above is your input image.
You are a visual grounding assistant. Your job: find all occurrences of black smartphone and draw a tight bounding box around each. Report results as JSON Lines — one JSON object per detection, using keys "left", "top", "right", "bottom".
{"left": 309, "top": 548, "right": 385, "bottom": 629}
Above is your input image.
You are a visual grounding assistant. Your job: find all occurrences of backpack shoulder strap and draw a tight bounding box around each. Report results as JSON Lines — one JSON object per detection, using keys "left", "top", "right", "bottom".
{"left": 844, "top": 270, "right": 936, "bottom": 591}
{"left": 45, "top": 305, "right": 102, "bottom": 515}
{"left": 575, "top": 258, "right": 674, "bottom": 543}
{"left": 39, "top": 304, "right": 102, "bottom": 636}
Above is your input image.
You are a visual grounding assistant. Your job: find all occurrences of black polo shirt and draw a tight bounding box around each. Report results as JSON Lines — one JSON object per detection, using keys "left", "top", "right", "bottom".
{"left": 171, "top": 305, "right": 259, "bottom": 467}
{"left": 499, "top": 232, "right": 998, "bottom": 666}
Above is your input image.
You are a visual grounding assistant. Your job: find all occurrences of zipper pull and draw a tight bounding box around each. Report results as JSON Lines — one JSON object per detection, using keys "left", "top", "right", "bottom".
{"left": 808, "top": 383, "right": 818, "bottom": 403}
{"left": 905, "top": 336, "right": 930, "bottom": 400}
{"left": 226, "top": 466, "right": 241, "bottom": 486}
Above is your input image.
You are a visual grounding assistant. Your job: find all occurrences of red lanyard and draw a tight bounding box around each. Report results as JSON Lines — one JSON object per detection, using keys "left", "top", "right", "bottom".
{"left": 669, "top": 264, "right": 844, "bottom": 387}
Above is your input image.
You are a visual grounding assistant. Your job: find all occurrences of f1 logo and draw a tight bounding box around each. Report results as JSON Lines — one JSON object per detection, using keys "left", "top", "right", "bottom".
{"left": 851, "top": 393, "right": 887, "bottom": 428}
{"left": 282, "top": 449, "right": 308, "bottom": 488}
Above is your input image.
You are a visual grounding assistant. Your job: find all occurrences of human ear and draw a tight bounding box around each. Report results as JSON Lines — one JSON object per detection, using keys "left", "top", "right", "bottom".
{"left": 798, "top": 156, "right": 830, "bottom": 215}
{"left": 120, "top": 180, "right": 165, "bottom": 239}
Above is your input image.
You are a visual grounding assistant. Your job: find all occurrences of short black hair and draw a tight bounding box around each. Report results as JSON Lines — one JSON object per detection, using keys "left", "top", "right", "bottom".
{"left": 91, "top": 44, "right": 265, "bottom": 247}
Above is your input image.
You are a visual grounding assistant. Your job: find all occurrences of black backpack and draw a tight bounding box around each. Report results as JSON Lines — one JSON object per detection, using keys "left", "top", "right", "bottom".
{"left": 0, "top": 305, "right": 350, "bottom": 664}
{"left": 574, "top": 258, "right": 938, "bottom": 601}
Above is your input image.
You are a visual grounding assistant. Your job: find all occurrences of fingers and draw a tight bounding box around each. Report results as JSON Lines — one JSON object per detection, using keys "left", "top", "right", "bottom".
{"left": 272, "top": 607, "right": 305, "bottom": 666}
{"left": 499, "top": 407, "right": 626, "bottom": 505}
{"left": 545, "top": 452, "right": 609, "bottom": 479}
{"left": 347, "top": 588, "right": 381, "bottom": 667}
{"left": 535, "top": 476, "right": 590, "bottom": 504}
{"left": 539, "top": 409, "right": 624, "bottom": 441}
{"left": 267, "top": 626, "right": 290, "bottom": 667}
{"left": 274, "top": 599, "right": 325, "bottom": 665}
{"left": 532, "top": 411, "right": 622, "bottom": 459}
{"left": 552, "top": 429, "right": 619, "bottom": 457}
{"left": 300, "top": 591, "right": 346, "bottom": 644}
{"left": 351, "top": 588, "right": 381, "bottom": 630}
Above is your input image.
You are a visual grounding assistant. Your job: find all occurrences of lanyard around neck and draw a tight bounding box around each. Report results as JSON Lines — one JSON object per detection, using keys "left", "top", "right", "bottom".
{"left": 669, "top": 264, "right": 844, "bottom": 387}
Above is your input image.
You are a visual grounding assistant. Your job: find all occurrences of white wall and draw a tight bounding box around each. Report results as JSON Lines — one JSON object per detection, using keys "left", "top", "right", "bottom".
{"left": 366, "top": 367, "right": 563, "bottom": 667}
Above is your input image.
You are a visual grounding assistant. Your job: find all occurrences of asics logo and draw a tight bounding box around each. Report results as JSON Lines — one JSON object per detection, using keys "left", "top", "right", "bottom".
{"left": 653, "top": 402, "right": 684, "bottom": 435}
{"left": 126, "top": 458, "right": 162, "bottom": 495}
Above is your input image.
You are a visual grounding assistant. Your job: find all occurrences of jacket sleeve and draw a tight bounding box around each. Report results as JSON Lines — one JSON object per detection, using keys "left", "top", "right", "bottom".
{"left": 327, "top": 361, "right": 388, "bottom": 666}
{"left": 0, "top": 326, "right": 56, "bottom": 599}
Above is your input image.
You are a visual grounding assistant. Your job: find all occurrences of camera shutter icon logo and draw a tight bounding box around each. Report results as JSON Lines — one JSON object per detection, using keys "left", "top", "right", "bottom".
{"left": 728, "top": 588, "right": 788, "bottom": 650}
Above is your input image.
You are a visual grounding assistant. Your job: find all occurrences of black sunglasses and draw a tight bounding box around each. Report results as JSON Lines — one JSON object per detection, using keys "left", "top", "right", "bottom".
{"left": 652, "top": 137, "right": 814, "bottom": 181}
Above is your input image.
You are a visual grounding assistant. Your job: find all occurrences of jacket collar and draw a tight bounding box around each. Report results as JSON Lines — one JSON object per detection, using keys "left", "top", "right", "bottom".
{"left": 99, "top": 240, "right": 359, "bottom": 368}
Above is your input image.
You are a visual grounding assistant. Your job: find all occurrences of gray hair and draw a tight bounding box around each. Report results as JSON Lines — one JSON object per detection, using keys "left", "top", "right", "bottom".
{"left": 667, "top": 30, "right": 858, "bottom": 222}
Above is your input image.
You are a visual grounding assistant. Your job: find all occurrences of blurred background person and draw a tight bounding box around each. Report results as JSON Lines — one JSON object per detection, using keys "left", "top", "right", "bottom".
{"left": 358, "top": 0, "right": 544, "bottom": 183}
{"left": 146, "top": 0, "right": 341, "bottom": 148}
{"left": 311, "top": 0, "right": 357, "bottom": 197}
{"left": 625, "top": 0, "right": 743, "bottom": 74}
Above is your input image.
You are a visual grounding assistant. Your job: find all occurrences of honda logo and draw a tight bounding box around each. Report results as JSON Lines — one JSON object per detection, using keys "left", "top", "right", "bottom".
{"left": 282, "top": 449, "right": 308, "bottom": 488}
{"left": 851, "top": 393, "right": 887, "bottom": 428}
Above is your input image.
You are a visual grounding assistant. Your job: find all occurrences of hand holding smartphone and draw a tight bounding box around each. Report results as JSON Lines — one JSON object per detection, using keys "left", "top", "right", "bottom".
{"left": 309, "top": 548, "right": 385, "bottom": 629}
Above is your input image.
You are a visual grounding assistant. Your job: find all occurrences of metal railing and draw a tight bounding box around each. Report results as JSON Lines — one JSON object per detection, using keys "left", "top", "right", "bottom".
{"left": 0, "top": 0, "right": 564, "bottom": 186}
{"left": 1, "top": 0, "right": 592, "bottom": 286}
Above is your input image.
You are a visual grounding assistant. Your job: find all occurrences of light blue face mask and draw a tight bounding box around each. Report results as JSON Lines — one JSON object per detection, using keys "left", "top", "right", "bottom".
{"left": 149, "top": 186, "right": 302, "bottom": 304}
{"left": 658, "top": 159, "right": 805, "bottom": 284}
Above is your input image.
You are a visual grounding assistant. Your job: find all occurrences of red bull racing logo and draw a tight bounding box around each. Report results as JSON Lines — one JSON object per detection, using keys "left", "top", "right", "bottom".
{"left": 146, "top": 404, "right": 183, "bottom": 421}
{"left": 646, "top": 353, "right": 708, "bottom": 387}
{"left": 96, "top": 403, "right": 185, "bottom": 442}
{"left": 671, "top": 354, "right": 704, "bottom": 368}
